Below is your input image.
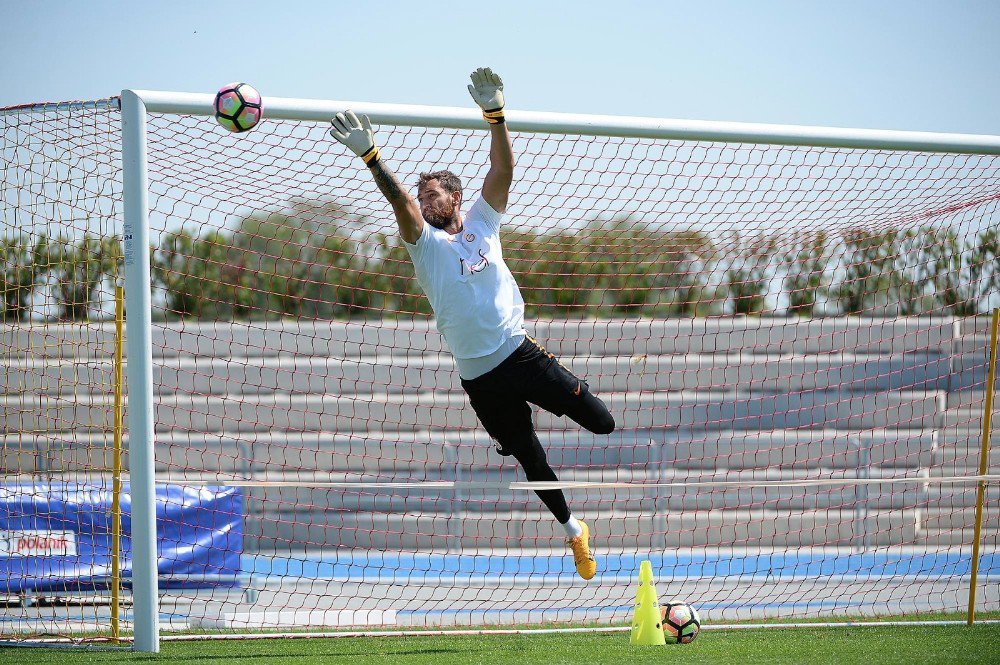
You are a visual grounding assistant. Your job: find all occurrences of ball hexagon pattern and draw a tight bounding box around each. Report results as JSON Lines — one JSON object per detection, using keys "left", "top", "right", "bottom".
{"left": 213, "top": 83, "right": 263, "bottom": 133}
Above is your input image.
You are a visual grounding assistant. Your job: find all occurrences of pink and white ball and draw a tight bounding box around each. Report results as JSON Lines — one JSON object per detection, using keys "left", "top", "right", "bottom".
{"left": 214, "top": 83, "right": 263, "bottom": 133}
{"left": 661, "top": 601, "right": 701, "bottom": 644}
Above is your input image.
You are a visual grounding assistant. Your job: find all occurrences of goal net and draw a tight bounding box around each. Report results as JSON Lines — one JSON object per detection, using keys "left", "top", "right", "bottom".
{"left": 2, "top": 94, "right": 999, "bottom": 645}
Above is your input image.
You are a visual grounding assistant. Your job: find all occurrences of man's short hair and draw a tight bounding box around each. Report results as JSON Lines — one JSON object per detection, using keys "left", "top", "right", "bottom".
{"left": 418, "top": 170, "right": 463, "bottom": 198}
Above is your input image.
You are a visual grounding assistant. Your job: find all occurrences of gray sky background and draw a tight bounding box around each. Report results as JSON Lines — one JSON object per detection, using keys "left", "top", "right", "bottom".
{"left": 3, "top": 0, "right": 1000, "bottom": 135}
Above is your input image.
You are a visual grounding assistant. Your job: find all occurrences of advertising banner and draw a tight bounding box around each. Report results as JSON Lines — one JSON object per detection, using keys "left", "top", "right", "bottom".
{"left": 0, "top": 482, "right": 242, "bottom": 593}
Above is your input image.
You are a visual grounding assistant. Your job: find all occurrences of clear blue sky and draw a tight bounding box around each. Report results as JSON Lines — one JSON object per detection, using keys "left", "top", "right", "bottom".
{"left": 2, "top": 0, "right": 999, "bottom": 134}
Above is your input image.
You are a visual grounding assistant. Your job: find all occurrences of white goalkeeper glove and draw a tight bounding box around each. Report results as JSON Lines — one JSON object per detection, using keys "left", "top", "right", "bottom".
{"left": 467, "top": 67, "right": 505, "bottom": 125}
{"left": 329, "top": 110, "right": 380, "bottom": 166}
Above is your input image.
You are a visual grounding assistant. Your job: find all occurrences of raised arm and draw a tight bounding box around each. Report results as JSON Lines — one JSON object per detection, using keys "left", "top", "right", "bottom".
{"left": 329, "top": 111, "right": 423, "bottom": 244}
{"left": 468, "top": 67, "right": 514, "bottom": 213}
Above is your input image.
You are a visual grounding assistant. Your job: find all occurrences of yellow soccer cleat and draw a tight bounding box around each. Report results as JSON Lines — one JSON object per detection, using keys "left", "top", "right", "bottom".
{"left": 567, "top": 520, "right": 597, "bottom": 580}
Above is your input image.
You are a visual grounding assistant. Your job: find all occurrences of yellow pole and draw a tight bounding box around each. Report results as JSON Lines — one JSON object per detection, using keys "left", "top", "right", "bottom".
{"left": 111, "top": 285, "right": 125, "bottom": 640}
{"left": 968, "top": 308, "right": 1000, "bottom": 626}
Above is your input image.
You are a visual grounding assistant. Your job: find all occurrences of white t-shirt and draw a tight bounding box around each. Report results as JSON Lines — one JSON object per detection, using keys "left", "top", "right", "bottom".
{"left": 403, "top": 196, "right": 526, "bottom": 359}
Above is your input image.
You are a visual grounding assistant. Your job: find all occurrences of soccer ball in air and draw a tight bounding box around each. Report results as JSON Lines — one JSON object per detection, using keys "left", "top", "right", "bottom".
{"left": 214, "top": 82, "right": 263, "bottom": 133}
{"left": 661, "top": 601, "right": 701, "bottom": 644}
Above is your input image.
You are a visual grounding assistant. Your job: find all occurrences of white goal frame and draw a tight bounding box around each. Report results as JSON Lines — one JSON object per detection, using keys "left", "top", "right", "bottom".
{"left": 119, "top": 89, "right": 1000, "bottom": 653}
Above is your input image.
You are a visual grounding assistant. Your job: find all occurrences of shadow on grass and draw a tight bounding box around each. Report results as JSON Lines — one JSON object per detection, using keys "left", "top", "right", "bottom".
{"left": 103, "top": 647, "right": 473, "bottom": 663}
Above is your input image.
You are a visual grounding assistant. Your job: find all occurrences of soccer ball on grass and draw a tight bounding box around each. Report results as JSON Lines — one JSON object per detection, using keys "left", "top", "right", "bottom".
{"left": 660, "top": 601, "right": 701, "bottom": 644}
{"left": 214, "top": 82, "right": 262, "bottom": 133}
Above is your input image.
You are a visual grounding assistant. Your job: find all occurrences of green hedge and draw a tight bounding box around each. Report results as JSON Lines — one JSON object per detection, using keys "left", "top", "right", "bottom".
{"left": 3, "top": 216, "right": 998, "bottom": 321}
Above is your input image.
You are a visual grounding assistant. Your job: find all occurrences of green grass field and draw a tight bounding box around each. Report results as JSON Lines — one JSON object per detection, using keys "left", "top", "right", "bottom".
{"left": 3, "top": 624, "right": 1000, "bottom": 664}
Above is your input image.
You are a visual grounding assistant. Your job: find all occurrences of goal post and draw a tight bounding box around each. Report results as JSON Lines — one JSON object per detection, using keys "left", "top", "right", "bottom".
{"left": 121, "top": 89, "right": 160, "bottom": 653}
{"left": 3, "top": 89, "right": 1000, "bottom": 651}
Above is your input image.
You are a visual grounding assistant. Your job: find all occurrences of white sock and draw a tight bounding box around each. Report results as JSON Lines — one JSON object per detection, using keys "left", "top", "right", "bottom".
{"left": 562, "top": 516, "right": 584, "bottom": 539}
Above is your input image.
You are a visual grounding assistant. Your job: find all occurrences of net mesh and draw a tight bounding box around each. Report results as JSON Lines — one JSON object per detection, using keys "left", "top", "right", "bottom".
{"left": 1, "top": 98, "right": 999, "bottom": 640}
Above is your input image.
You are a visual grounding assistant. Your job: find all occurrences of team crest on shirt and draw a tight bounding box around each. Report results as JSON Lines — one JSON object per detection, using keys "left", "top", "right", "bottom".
{"left": 461, "top": 248, "right": 491, "bottom": 275}
{"left": 465, "top": 232, "right": 476, "bottom": 242}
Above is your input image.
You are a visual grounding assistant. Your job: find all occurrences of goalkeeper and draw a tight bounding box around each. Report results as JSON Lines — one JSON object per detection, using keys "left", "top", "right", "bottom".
{"left": 329, "top": 67, "right": 615, "bottom": 580}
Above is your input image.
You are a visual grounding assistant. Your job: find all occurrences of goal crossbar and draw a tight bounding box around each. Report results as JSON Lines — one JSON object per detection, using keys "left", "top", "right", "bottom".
{"left": 130, "top": 89, "right": 1000, "bottom": 154}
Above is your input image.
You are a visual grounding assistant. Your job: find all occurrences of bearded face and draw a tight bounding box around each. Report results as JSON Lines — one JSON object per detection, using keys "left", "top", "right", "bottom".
{"left": 421, "top": 198, "right": 456, "bottom": 228}
{"left": 417, "top": 179, "right": 461, "bottom": 229}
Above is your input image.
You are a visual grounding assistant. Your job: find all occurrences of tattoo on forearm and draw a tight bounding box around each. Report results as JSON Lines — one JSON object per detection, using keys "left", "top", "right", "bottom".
{"left": 370, "top": 161, "right": 407, "bottom": 205}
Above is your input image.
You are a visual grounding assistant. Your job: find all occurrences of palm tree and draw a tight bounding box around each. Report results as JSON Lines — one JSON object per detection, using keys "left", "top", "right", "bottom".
{"left": 52, "top": 234, "right": 121, "bottom": 321}
{"left": 1, "top": 233, "right": 51, "bottom": 322}
{"left": 783, "top": 231, "right": 829, "bottom": 317}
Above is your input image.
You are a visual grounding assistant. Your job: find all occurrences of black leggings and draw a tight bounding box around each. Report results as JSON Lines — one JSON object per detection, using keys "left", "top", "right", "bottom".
{"left": 461, "top": 337, "right": 616, "bottom": 523}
